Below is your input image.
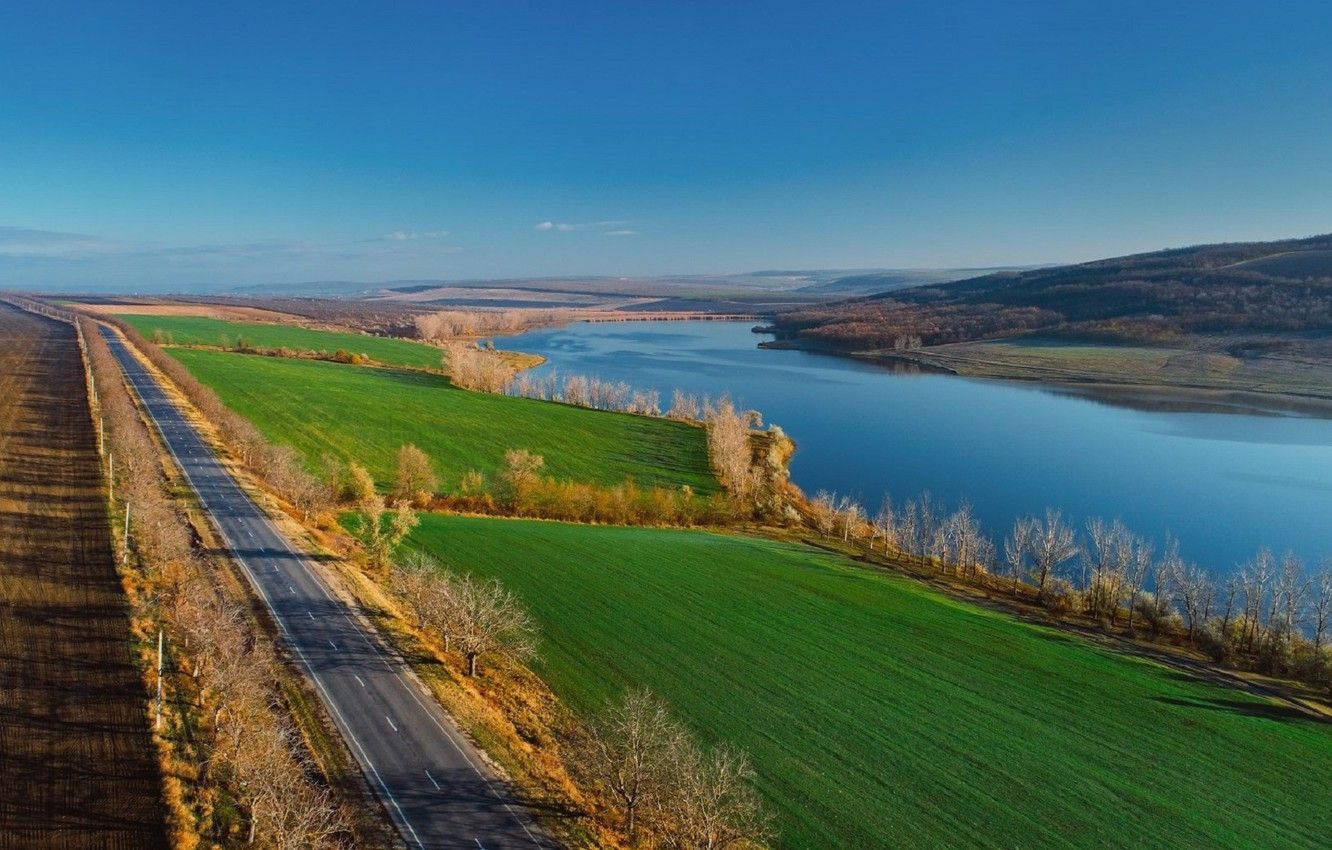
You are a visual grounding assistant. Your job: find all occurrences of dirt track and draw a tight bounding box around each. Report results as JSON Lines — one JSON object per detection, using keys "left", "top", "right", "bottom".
{"left": 0, "top": 303, "right": 167, "bottom": 848}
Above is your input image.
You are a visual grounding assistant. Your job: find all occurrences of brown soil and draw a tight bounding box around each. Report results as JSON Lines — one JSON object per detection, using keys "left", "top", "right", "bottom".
{"left": 67, "top": 300, "right": 302, "bottom": 323}
{"left": 0, "top": 303, "right": 168, "bottom": 849}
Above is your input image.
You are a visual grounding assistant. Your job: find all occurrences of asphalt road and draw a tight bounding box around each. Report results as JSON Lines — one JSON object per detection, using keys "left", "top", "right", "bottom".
{"left": 100, "top": 326, "right": 549, "bottom": 850}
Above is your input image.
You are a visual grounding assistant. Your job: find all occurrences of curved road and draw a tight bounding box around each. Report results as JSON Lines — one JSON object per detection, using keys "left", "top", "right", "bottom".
{"left": 100, "top": 326, "right": 549, "bottom": 850}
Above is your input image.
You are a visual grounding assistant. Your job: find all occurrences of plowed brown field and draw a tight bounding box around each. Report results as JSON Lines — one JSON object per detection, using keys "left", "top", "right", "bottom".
{"left": 0, "top": 303, "right": 167, "bottom": 848}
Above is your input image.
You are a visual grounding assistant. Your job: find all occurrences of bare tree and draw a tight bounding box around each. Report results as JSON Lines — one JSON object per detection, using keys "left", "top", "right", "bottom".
{"left": 943, "top": 506, "right": 996, "bottom": 580}
{"left": 1029, "top": 508, "right": 1079, "bottom": 594}
{"left": 870, "top": 495, "right": 897, "bottom": 552}
{"left": 1276, "top": 551, "right": 1307, "bottom": 642}
{"left": 1218, "top": 573, "right": 1240, "bottom": 635}
{"left": 835, "top": 495, "right": 864, "bottom": 543}
{"left": 1121, "top": 533, "right": 1153, "bottom": 634}
{"left": 388, "top": 551, "right": 443, "bottom": 629}
{"left": 656, "top": 739, "right": 771, "bottom": 850}
{"left": 668, "top": 389, "right": 702, "bottom": 421}
{"left": 1002, "top": 517, "right": 1033, "bottom": 593}
{"left": 1172, "top": 559, "right": 1214, "bottom": 642}
{"left": 448, "top": 573, "right": 537, "bottom": 676}
{"left": 584, "top": 688, "right": 686, "bottom": 839}
{"left": 1083, "top": 518, "right": 1129, "bottom": 624}
{"left": 809, "top": 491, "right": 837, "bottom": 536}
{"left": 1138, "top": 536, "right": 1181, "bottom": 639}
{"left": 1239, "top": 549, "right": 1274, "bottom": 652}
{"left": 1311, "top": 563, "right": 1332, "bottom": 656}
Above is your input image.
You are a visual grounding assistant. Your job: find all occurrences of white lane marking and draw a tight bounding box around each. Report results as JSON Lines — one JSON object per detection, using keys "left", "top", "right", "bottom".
{"left": 425, "top": 769, "right": 440, "bottom": 789}
{"left": 288, "top": 585, "right": 296, "bottom": 594}
{"left": 354, "top": 674, "right": 366, "bottom": 688}
{"left": 307, "top": 610, "right": 315, "bottom": 620}
{"left": 328, "top": 639, "right": 338, "bottom": 651}
{"left": 475, "top": 840, "right": 486, "bottom": 849}
{"left": 385, "top": 715, "right": 398, "bottom": 732}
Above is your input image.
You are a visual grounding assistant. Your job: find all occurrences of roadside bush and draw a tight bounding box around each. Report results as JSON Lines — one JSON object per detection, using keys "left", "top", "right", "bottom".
{"left": 1256, "top": 633, "right": 1296, "bottom": 676}
{"left": 1196, "top": 620, "right": 1235, "bottom": 664}
{"left": 1040, "top": 578, "right": 1079, "bottom": 618}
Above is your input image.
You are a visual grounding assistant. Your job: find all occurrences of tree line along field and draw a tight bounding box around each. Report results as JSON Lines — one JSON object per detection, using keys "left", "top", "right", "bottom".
{"left": 117, "top": 312, "right": 444, "bottom": 369}
{"left": 166, "top": 347, "right": 719, "bottom": 493}
{"left": 408, "top": 514, "right": 1332, "bottom": 849}
{"left": 0, "top": 303, "right": 167, "bottom": 848}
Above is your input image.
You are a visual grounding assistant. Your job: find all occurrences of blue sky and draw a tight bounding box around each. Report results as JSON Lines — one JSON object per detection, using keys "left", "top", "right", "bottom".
{"left": 2, "top": 0, "right": 1331, "bottom": 290}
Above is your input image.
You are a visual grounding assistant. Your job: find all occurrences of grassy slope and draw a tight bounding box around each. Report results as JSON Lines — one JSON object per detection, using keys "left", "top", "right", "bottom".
{"left": 119, "top": 313, "right": 443, "bottom": 369}
{"left": 167, "top": 348, "right": 717, "bottom": 492}
{"left": 410, "top": 515, "right": 1332, "bottom": 849}
{"left": 901, "top": 339, "right": 1332, "bottom": 402}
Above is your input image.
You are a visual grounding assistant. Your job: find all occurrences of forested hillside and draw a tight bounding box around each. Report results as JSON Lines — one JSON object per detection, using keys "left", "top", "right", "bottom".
{"left": 769, "top": 234, "right": 1332, "bottom": 350}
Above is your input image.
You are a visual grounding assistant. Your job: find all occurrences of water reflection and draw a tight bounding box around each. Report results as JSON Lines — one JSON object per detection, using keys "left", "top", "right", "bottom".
{"left": 502, "top": 320, "right": 1332, "bottom": 573}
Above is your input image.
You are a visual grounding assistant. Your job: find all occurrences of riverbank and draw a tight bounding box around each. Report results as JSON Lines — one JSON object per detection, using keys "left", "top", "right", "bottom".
{"left": 758, "top": 335, "right": 1332, "bottom": 417}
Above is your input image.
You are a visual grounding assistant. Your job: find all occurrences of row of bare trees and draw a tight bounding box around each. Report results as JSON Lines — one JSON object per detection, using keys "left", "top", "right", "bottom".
{"left": 387, "top": 552, "right": 536, "bottom": 677}
{"left": 580, "top": 689, "right": 771, "bottom": 849}
{"left": 104, "top": 316, "right": 335, "bottom": 521}
{"left": 807, "top": 487, "right": 1332, "bottom": 687}
{"left": 414, "top": 308, "right": 580, "bottom": 341}
{"left": 509, "top": 370, "right": 666, "bottom": 416}
{"left": 84, "top": 318, "right": 347, "bottom": 847}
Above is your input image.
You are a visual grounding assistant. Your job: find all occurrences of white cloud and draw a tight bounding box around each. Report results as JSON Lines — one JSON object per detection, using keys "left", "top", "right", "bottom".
{"left": 0, "top": 224, "right": 466, "bottom": 289}
{"left": 382, "top": 228, "right": 450, "bottom": 241}
{"left": 534, "top": 219, "right": 632, "bottom": 234}
{"left": 604, "top": 229, "right": 639, "bottom": 237}
{"left": 0, "top": 226, "right": 111, "bottom": 256}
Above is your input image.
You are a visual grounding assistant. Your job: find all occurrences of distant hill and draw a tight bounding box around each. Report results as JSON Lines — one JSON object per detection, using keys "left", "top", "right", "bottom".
{"left": 806, "top": 266, "right": 1038, "bottom": 296}
{"left": 768, "top": 234, "right": 1332, "bottom": 350}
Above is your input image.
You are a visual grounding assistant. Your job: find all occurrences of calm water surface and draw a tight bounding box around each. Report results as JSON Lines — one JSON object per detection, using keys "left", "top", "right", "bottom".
{"left": 502, "top": 320, "right": 1332, "bottom": 574}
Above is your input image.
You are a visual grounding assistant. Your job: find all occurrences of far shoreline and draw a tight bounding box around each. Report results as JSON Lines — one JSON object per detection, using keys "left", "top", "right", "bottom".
{"left": 757, "top": 336, "right": 1332, "bottom": 419}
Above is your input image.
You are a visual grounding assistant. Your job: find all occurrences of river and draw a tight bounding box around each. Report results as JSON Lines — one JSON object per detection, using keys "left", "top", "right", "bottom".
{"left": 501, "top": 320, "right": 1332, "bottom": 575}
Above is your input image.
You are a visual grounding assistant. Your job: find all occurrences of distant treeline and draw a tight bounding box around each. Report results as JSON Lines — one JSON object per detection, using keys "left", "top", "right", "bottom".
{"left": 770, "top": 235, "right": 1332, "bottom": 350}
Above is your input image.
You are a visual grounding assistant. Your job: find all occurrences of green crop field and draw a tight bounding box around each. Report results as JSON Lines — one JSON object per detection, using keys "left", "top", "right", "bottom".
{"left": 409, "top": 515, "right": 1332, "bottom": 849}
{"left": 120, "top": 313, "right": 444, "bottom": 369}
{"left": 167, "top": 348, "right": 717, "bottom": 492}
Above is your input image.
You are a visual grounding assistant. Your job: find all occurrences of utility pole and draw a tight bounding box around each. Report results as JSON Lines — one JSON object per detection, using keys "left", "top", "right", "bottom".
{"left": 155, "top": 628, "right": 163, "bottom": 731}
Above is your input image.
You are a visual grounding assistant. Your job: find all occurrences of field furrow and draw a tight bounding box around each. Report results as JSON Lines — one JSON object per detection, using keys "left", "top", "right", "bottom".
{"left": 0, "top": 303, "right": 167, "bottom": 849}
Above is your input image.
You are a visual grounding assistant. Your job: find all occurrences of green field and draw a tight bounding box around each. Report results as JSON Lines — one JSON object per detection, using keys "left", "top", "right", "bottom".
{"left": 120, "top": 313, "right": 444, "bottom": 369}
{"left": 409, "top": 515, "right": 1332, "bottom": 848}
{"left": 167, "top": 348, "right": 717, "bottom": 492}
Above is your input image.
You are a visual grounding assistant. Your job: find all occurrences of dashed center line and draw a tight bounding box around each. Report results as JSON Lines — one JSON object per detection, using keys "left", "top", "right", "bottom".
{"left": 385, "top": 715, "right": 398, "bottom": 732}
{"left": 355, "top": 674, "right": 366, "bottom": 687}
{"left": 328, "top": 639, "right": 338, "bottom": 651}
{"left": 425, "top": 769, "right": 440, "bottom": 790}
